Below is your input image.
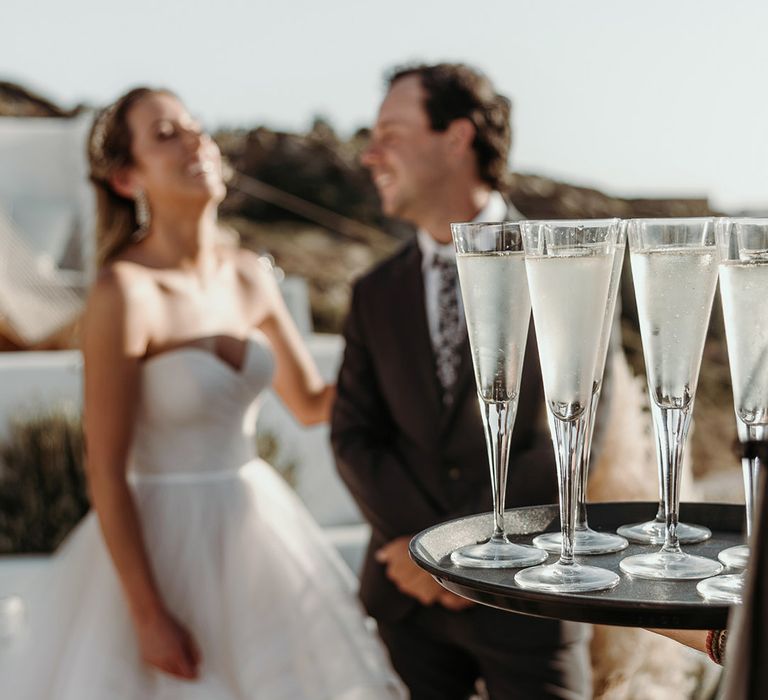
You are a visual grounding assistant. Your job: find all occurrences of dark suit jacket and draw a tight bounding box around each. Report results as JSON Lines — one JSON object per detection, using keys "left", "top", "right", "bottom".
{"left": 331, "top": 233, "right": 564, "bottom": 624}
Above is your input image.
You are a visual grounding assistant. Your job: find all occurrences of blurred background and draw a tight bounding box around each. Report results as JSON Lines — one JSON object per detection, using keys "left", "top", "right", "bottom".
{"left": 0, "top": 0, "right": 758, "bottom": 547}
{"left": 2, "top": 0, "right": 762, "bottom": 535}
{"left": 2, "top": 1, "right": 764, "bottom": 696}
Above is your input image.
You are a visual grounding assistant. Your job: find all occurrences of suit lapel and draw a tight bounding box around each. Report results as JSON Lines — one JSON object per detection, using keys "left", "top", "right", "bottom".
{"left": 392, "top": 241, "right": 442, "bottom": 432}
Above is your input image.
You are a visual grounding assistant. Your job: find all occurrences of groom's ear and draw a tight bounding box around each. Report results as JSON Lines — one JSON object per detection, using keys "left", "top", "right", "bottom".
{"left": 445, "top": 118, "right": 475, "bottom": 156}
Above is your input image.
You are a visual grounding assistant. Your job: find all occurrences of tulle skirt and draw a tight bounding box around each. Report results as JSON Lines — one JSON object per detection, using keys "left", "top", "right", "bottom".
{"left": 0, "top": 459, "right": 404, "bottom": 699}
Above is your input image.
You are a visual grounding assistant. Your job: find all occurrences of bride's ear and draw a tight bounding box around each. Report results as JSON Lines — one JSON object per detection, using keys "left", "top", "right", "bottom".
{"left": 109, "top": 167, "right": 138, "bottom": 200}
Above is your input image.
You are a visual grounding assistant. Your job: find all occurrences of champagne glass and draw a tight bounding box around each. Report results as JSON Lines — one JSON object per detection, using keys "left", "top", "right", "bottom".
{"left": 533, "top": 222, "right": 629, "bottom": 555}
{"left": 617, "top": 223, "right": 711, "bottom": 546}
{"left": 619, "top": 218, "right": 723, "bottom": 580}
{"left": 515, "top": 219, "right": 621, "bottom": 592}
{"left": 449, "top": 221, "right": 548, "bottom": 568}
{"left": 698, "top": 218, "right": 768, "bottom": 603}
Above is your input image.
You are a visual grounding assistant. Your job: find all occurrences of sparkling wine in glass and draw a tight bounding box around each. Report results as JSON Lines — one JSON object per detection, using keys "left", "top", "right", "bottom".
{"left": 515, "top": 219, "right": 621, "bottom": 593}
{"left": 619, "top": 218, "right": 723, "bottom": 580}
{"left": 533, "top": 226, "right": 629, "bottom": 555}
{"left": 698, "top": 218, "right": 768, "bottom": 604}
{"left": 449, "top": 221, "right": 548, "bottom": 569}
{"left": 616, "top": 223, "right": 713, "bottom": 547}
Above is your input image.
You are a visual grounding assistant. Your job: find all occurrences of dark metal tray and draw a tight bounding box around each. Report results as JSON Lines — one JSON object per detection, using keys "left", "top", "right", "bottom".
{"left": 409, "top": 501, "right": 744, "bottom": 629}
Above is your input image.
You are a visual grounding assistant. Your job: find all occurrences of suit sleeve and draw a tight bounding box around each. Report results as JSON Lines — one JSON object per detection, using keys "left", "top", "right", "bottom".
{"left": 331, "top": 282, "right": 446, "bottom": 541}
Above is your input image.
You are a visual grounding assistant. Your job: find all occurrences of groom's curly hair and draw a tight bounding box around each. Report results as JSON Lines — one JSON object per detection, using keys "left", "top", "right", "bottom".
{"left": 387, "top": 62, "right": 512, "bottom": 190}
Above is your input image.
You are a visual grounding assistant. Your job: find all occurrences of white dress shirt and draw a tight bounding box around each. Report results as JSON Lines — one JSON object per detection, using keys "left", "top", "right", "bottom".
{"left": 417, "top": 191, "right": 511, "bottom": 351}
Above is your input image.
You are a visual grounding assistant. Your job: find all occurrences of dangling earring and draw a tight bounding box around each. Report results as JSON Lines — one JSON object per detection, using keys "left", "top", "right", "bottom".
{"left": 133, "top": 190, "right": 150, "bottom": 242}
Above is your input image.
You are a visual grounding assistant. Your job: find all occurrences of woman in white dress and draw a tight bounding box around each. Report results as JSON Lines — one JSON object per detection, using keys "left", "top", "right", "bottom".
{"left": 2, "top": 87, "right": 403, "bottom": 699}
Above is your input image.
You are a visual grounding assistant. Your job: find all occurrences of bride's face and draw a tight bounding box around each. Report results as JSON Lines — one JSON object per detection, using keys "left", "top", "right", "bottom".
{"left": 125, "top": 92, "right": 226, "bottom": 209}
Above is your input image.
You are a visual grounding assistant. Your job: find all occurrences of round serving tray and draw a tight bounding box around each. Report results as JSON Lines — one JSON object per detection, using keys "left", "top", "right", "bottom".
{"left": 409, "top": 501, "right": 744, "bottom": 629}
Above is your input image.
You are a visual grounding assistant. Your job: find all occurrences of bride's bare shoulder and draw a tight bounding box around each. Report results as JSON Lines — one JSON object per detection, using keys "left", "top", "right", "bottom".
{"left": 88, "top": 260, "right": 159, "bottom": 308}
{"left": 231, "top": 248, "right": 282, "bottom": 296}
{"left": 83, "top": 261, "right": 162, "bottom": 352}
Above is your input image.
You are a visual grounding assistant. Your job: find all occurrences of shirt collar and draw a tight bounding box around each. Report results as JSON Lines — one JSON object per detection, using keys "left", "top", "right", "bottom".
{"left": 417, "top": 191, "right": 508, "bottom": 265}
{"left": 473, "top": 190, "right": 508, "bottom": 223}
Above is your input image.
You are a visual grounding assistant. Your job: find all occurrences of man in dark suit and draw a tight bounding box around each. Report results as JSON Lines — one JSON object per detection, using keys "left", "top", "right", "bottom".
{"left": 331, "top": 63, "right": 593, "bottom": 699}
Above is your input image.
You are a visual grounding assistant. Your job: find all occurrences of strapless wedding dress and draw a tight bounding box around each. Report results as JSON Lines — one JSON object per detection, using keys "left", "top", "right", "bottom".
{"left": 1, "top": 332, "right": 404, "bottom": 699}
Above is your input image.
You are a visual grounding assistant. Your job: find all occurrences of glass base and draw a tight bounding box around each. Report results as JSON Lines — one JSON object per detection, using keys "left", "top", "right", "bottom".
{"left": 718, "top": 544, "right": 749, "bottom": 569}
{"left": 697, "top": 573, "right": 744, "bottom": 605}
{"left": 619, "top": 550, "right": 723, "bottom": 580}
{"left": 616, "top": 519, "right": 711, "bottom": 545}
{"left": 450, "top": 539, "right": 548, "bottom": 569}
{"left": 514, "top": 561, "right": 620, "bottom": 593}
{"left": 533, "top": 529, "right": 629, "bottom": 555}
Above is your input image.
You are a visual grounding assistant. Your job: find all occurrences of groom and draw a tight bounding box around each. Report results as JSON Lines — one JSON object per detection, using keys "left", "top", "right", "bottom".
{"left": 332, "top": 63, "right": 601, "bottom": 699}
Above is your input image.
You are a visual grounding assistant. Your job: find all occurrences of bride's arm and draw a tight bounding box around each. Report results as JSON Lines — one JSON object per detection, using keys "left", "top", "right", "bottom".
{"left": 241, "top": 252, "right": 335, "bottom": 425}
{"left": 82, "top": 266, "right": 200, "bottom": 680}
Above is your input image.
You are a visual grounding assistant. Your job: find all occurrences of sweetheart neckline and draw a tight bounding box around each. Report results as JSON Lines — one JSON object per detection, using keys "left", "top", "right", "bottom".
{"left": 141, "top": 332, "right": 267, "bottom": 377}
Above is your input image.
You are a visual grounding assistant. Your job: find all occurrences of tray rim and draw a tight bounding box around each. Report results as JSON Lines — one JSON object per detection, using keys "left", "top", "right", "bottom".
{"left": 409, "top": 501, "right": 741, "bottom": 629}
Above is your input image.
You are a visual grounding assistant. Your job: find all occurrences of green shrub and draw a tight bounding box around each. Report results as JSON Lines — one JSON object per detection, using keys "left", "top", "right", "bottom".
{"left": 0, "top": 406, "right": 88, "bottom": 554}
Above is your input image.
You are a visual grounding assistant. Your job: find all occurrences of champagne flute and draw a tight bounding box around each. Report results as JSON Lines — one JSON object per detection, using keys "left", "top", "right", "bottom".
{"left": 698, "top": 218, "right": 768, "bottom": 603}
{"left": 533, "top": 223, "right": 629, "bottom": 555}
{"left": 449, "top": 221, "right": 548, "bottom": 568}
{"left": 515, "top": 219, "right": 621, "bottom": 592}
{"left": 619, "top": 218, "right": 723, "bottom": 580}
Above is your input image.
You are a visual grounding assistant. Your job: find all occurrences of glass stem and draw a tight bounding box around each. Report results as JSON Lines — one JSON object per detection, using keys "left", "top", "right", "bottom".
{"left": 653, "top": 434, "right": 666, "bottom": 524}
{"left": 649, "top": 402, "right": 692, "bottom": 554}
{"left": 575, "top": 383, "right": 601, "bottom": 532}
{"left": 479, "top": 397, "right": 515, "bottom": 543}
{"left": 741, "top": 424, "right": 766, "bottom": 540}
{"left": 550, "top": 411, "right": 589, "bottom": 567}
{"left": 743, "top": 457, "right": 758, "bottom": 539}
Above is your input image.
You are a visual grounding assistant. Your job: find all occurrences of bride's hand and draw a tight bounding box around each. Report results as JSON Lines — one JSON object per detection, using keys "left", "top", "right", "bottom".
{"left": 135, "top": 610, "right": 202, "bottom": 680}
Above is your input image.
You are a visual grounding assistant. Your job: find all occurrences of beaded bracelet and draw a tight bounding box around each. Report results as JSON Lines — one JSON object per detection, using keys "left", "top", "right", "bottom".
{"left": 706, "top": 629, "right": 728, "bottom": 665}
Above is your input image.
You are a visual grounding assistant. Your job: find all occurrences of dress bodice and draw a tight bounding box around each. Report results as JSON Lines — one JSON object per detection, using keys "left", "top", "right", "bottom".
{"left": 129, "top": 331, "right": 274, "bottom": 477}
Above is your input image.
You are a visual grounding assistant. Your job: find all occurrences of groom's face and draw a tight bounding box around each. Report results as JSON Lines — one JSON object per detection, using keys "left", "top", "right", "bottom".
{"left": 362, "top": 75, "right": 454, "bottom": 225}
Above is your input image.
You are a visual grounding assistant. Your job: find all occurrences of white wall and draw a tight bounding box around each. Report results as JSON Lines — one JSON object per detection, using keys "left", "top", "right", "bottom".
{"left": 0, "top": 113, "right": 95, "bottom": 272}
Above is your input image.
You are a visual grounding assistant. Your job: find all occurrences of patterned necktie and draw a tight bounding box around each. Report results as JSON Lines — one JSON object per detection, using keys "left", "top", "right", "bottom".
{"left": 432, "top": 255, "right": 462, "bottom": 405}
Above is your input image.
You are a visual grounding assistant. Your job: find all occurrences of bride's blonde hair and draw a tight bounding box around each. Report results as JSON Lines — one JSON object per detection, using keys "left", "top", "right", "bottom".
{"left": 87, "top": 87, "right": 174, "bottom": 267}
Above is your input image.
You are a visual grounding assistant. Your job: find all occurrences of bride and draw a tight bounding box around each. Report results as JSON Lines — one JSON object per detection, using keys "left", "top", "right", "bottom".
{"left": 1, "top": 87, "right": 403, "bottom": 699}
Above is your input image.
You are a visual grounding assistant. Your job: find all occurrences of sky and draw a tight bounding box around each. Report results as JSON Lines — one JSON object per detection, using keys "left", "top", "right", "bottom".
{"left": 3, "top": 0, "right": 768, "bottom": 211}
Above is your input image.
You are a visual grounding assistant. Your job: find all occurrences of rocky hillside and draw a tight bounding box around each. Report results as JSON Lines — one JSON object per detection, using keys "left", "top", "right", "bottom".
{"left": 0, "top": 81, "right": 80, "bottom": 117}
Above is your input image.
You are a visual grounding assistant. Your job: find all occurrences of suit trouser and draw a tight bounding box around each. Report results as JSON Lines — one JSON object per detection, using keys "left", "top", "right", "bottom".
{"left": 378, "top": 604, "right": 592, "bottom": 700}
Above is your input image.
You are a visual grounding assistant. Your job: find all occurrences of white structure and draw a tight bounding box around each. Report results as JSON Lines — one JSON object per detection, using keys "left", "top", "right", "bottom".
{"left": 0, "top": 113, "right": 95, "bottom": 345}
